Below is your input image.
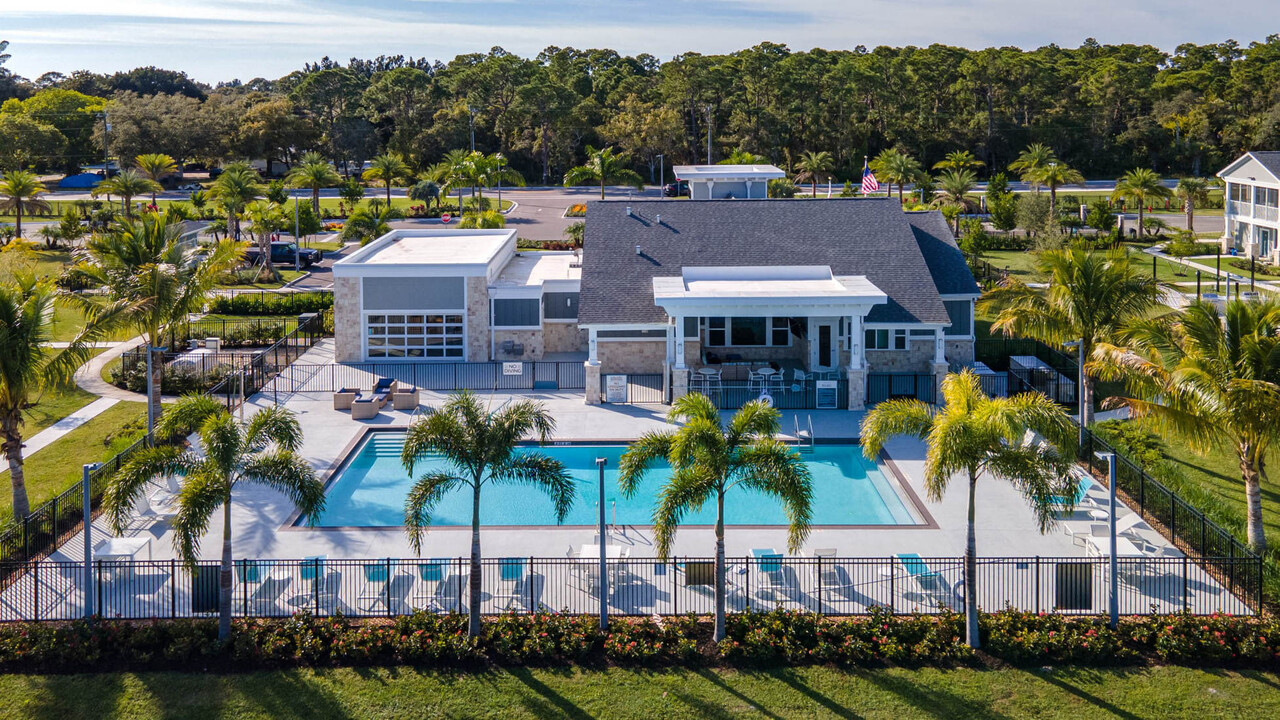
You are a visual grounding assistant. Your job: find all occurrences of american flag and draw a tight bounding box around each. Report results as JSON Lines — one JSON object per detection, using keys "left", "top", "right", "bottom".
{"left": 861, "top": 160, "right": 880, "bottom": 194}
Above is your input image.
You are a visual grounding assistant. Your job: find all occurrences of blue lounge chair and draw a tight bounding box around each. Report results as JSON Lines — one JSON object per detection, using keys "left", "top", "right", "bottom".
{"left": 358, "top": 561, "right": 392, "bottom": 612}
{"left": 412, "top": 559, "right": 451, "bottom": 612}
{"left": 494, "top": 557, "right": 526, "bottom": 610}
{"left": 896, "top": 553, "right": 955, "bottom": 609}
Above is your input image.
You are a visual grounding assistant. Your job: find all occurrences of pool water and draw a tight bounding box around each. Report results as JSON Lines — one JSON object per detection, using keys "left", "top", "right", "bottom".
{"left": 309, "top": 432, "right": 919, "bottom": 527}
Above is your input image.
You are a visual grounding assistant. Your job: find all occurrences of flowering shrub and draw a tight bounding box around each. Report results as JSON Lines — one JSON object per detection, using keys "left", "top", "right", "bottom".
{"left": 1, "top": 610, "right": 1277, "bottom": 673}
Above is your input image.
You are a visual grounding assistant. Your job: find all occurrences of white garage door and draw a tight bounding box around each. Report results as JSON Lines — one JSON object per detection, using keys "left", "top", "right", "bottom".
{"left": 366, "top": 313, "right": 464, "bottom": 359}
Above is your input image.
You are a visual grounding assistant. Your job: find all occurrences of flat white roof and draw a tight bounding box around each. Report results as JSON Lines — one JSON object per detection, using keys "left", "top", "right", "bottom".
{"left": 672, "top": 164, "right": 786, "bottom": 180}
{"left": 336, "top": 229, "right": 514, "bottom": 267}
{"left": 652, "top": 265, "right": 887, "bottom": 316}
{"left": 493, "top": 251, "right": 582, "bottom": 288}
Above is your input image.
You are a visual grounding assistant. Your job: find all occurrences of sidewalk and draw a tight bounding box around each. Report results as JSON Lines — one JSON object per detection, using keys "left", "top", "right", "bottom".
{"left": 72, "top": 335, "right": 162, "bottom": 403}
{"left": 23, "top": 397, "right": 120, "bottom": 455}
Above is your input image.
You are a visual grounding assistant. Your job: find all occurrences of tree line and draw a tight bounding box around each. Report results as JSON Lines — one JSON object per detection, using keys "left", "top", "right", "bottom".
{"left": 1, "top": 37, "right": 1279, "bottom": 182}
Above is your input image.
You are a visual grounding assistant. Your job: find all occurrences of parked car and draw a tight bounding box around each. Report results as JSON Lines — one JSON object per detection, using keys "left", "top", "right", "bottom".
{"left": 243, "top": 241, "right": 322, "bottom": 268}
{"left": 177, "top": 183, "right": 202, "bottom": 192}
{"left": 663, "top": 180, "right": 689, "bottom": 197}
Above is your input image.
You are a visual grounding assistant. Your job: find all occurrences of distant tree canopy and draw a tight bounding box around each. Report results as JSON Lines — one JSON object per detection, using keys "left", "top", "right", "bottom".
{"left": 0, "top": 38, "right": 1278, "bottom": 179}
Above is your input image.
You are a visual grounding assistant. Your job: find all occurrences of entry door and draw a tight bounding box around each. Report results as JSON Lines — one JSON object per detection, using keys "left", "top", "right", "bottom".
{"left": 814, "top": 322, "right": 837, "bottom": 371}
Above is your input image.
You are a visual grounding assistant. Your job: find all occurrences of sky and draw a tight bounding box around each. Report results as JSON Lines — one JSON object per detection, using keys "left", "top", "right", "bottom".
{"left": 0, "top": 0, "right": 1273, "bottom": 83}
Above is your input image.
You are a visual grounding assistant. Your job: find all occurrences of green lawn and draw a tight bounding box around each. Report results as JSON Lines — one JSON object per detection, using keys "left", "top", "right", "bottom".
{"left": 0, "top": 249, "right": 71, "bottom": 284}
{"left": 0, "top": 666, "right": 1277, "bottom": 719}
{"left": 20, "top": 349, "right": 106, "bottom": 436}
{"left": 0, "top": 401, "right": 146, "bottom": 521}
{"left": 978, "top": 249, "right": 1045, "bottom": 281}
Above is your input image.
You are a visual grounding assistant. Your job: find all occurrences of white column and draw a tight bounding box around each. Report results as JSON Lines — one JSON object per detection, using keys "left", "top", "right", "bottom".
{"left": 665, "top": 320, "right": 676, "bottom": 366}
{"left": 587, "top": 327, "right": 599, "bottom": 365}
{"left": 674, "top": 316, "right": 687, "bottom": 369}
{"left": 707, "top": 180, "right": 715, "bottom": 199}
{"left": 746, "top": 180, "right": 754, "bottom": 198}
{"left": 934, "top": 330, "right": 946, "bottom": 364}
{"left": 848, "top": 315, "right": 864, "bottom": 369}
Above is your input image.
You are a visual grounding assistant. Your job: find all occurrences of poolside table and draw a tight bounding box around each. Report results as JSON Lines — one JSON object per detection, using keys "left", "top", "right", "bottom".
{"left": 1083, "top": 535, "right": 1144, "bottom": 557}
{"left": 577, "top": 545, "right": 624, "bottom": 562}
{"left": 94, "top": 536, "right": 152, "bottom": 579}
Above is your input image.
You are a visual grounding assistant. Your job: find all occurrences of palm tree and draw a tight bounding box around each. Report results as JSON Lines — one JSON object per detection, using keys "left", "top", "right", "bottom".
{"left": 861, "top": 370, "right": 1076, "bottom": 647}
{"left": 243, "top": 200, "right": 286, "bottom": 279}
{"left": 933, "top": 150, "right": 985, "bottom": 172}
{"left": 1112, "top": 168, "right": 1172, "bottom": 237}
{"left": 208, "top": 163, "right": 264, "bottom": 240}
{"left": 457, "top": 209, "right": 505, "bottom": 229}
{"left": 426, "top": 148, "right": 474, "bottom": 211}
{"left": 362, "top": 152, "right": 411, "bottom": 205}
{"left": 618, "top": 394, "right": 813, "bottom": 642}
{"left": 340, "top": 203, "right": 404, "bottom": 245}
{"left": 0, "top": 274, "right": 123, "bottom": 518}
{"left": 978, "top": 246, "right": 1165, "bottom": 428}
{"left": 134, "top": 153, "right": 178, "bottom": 205}
{"left": 1095, "top": 299, "right": 1280, "bottom": 553}
{"left": 1008, "top": 143, "right": 1057, "bottom": 190}
{"left": 286, "top": 158, "right": 341, "bottom": 216}
{"left": 92, "top": 169, "right": 163, "bottom": 218}
{"left": 793, "top": 150, "right": 835, "bottom": 197}
{"left": 870, "top": 149, "right": 924, "bottom": 203}
{"left": 1173, "top": 177, "right": 1211, "bottom": 233}
{"left": 0, "top": 170, "right": 51, "bottom": 238}
{"left": 470, "top": 153, "right": 524, "bottom": 211}
{"left": 401, "top": 390, "right": 574, "bottom": 636}
{"left": 67, "top": 213, "right": 243, "bottom": 432}
{"left": 103, "top": 395, "right": 324, "bottom": 640}
{"left": 719, "top": 148, "right": 767, "bottom": 165}
{"left": 1035, "top": 162, "right": 1086, "bottom": 216}
{"left": 932, "top": 168, "right": 978, "bottom": 232}
{"left": 563, "top": 146, "right": 644, "bottom": 200}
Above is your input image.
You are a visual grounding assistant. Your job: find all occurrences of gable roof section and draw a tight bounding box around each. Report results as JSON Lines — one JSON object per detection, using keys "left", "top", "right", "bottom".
{"left": 907, "top": 211, "right": 981, "bottom": 296}
{"left": 578, "top": 198, "right": 966, "bottom": 327}
{"left": 1218, "top": 152, "right": 1280, "bottom": 183}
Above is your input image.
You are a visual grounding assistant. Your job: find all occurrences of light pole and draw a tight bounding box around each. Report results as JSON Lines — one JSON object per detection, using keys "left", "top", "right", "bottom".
{"left": 293, "top": 198, "right": 300, "bottom": 272}
{"left": 656, "top": 154, "right": 664, "bottom": 196}
{"left": 82, "top": 462, "right": 101, "bottom": 618}
{"left": 596, "top": 457, "right": 608, "bottom": 630}
{"left": 467, "top": 105, "right": 476, "bottom": 152}
{"left": 496, "top": 154, "right": 504, "bottom": 209}
{"left": 1094, "top": 451, "right": 1119, "bottom": 628}
{"left": 704, "top": 105, "right": 712, "bottom": 164}
{"left": 1064, "top": 338, "right": 1085, "bottom": 448}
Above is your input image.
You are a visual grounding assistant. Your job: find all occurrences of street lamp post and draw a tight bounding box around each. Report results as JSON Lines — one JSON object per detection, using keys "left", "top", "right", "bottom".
{"left": 82, "top": 462, "right": 101, "bottom": 619}
{"left": 596, "top": 457, "right": 608, "bottom": 630}
{"left": 704, "top": 105, "right": 712, "bottom": 164}
{"left": 656, "top": 154, "right": 664, "bottom": 196}
{"left": 293, "top": 198, "right": 300, "bottom": 272}
{"left": 1094, "top": 451, "right": 1119, "bottom": 628}
{"left": 467, "top": 106, "right": 476, "bottom": 152}
{"left": 1064, "top": 338, "right": 1085, "bottom": 448}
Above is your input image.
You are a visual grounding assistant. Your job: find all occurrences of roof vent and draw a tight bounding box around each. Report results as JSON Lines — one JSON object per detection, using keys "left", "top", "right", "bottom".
{"left": 626, "top": 206, "right": 632, "bottom": 216}
{"left": 635, "top": 244, "right": 642, "bottom": 256}
{"left": 656, "top": 214, "right": 661, "bottom": 224}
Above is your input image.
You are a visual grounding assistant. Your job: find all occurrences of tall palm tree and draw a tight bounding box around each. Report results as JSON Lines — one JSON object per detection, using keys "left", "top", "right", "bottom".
{"left": 1035, "top": 162, "right": 1086, "bottom": 216}
{"left": 932, "top": 168, "right": 978, "bottom": 232}
{"left": 426, "top": 149, "right": 474, "bottom": 211}
{"left": 563, "top": 146, "right": 644, "bottom": 200}
{"left": 286, "top": 158, "right": 341, "bottom": 215}
{"left": 92, "top": 169, "right": 163, "bottom": 218}
{"left": 861, "top": 370, "right": 1076, "bottom": 647}
{"left": 1008, "top": 143, "right": 1057, "bottom": 191}
{"left": 362, "top": 152, "right": 411, "bottom": 205}
{"left": 1112, "top": 168, "right": 1172, "bottom": 238}
{"left": 978, "top": 246, "right": 1165, "bottom": 428}
{"left": 243, "top": 200, "right": 286, "bottom": 279}
{"left": 134, "top": 153, "right": 178, "bottom": 205}
{"left": 457, "top": 209, "right": 506, "bottom": 229}
{"left": 1095, "top": 299, "right": 1280, "bottom": 553}
{"left": 0, "top": 170, "right": 51, "bottom": 238}
{"left": 340, "top": 203, "right": 404, "bottom": 245}
{"left": 470, "top": 153, "right": 524, "bottom": 211}
{"left": 1173, "top": 177, "right": 1211, "bottom": 233}
{"left": 67, "top": 214, "right": 243, "bottom": 431}
{"left": 933, "top": 150, "right": 985, "bottom": 172}
{"left": 870, "top": 149, "right": 923, "bottom": 203}
{"left": 103, "top": 395, "right": 324, "bottom": 640}
{"left": 0, "top": 274, "right": 123, "bottom": 518}
{"left": 618, "top": 394, "right": 813, "bottom": 642}
{"left": 793, "top": 150, "right": 835, "bottom": 197}
{"left": 208, "top": 163, "right": 264, "bottom": 240}
{"left": 401, "top": 390, "right": 574, "bottom": 636}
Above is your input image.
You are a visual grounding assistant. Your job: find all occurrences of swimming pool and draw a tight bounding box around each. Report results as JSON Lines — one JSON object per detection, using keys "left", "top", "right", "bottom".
{"left": 307, "top": 431, "right": 920, "bottom": 527}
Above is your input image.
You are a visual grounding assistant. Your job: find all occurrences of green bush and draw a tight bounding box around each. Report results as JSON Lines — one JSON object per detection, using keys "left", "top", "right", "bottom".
{"left": 208, "top": 292, "right": 333, "bottom": 316}
{"left": 768, "top": 178, "right": 797, "bottom": 198}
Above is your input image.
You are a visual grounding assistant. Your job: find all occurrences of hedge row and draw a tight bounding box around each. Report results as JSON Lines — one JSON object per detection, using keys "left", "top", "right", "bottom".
{"left": 208, "top": 292, "right": 333, "bottom": 316}
{"left": 2, "top": 610, "right": 1278, "bottom": 674}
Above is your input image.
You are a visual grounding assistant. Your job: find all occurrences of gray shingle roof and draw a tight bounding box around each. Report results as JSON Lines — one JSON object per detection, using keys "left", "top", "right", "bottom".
{"left": 906, "top": 211, "right": 981, "bottom": 296}
{"left": 578, "top": 198, "right": 974, "bottom": 327}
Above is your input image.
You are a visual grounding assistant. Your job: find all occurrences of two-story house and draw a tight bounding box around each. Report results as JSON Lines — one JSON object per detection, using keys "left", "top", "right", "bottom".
{"left": 1219, "top": 151, "right": 1280, "bottom": 263}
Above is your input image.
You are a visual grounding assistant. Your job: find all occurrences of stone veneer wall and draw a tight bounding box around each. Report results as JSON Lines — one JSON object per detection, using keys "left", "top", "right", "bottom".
{"left": 865, "top": 338, "right": 935, "bottom": 373}
{"left": 465, "top": 276, "right": 491, "bottom": 362}
{"left": 543, "top": 322, "right": 587, "bottom": 354}
{"left": 599, "top": 341, "right": 667, "bottom": 374}
{"left": 333, "top": 276, "right": 363, "bottom": 363}
{"left": 492, "top": 329, "right": 543, "bottom": 361}
{"left": 945, "top": 338, "right": 975, "bottom": 366}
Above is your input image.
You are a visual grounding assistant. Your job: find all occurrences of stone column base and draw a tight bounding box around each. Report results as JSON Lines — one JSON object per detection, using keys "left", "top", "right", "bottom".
{"left": 846, "top": 368, "right": 866, "bottom": 411}
{"left": 584, "top": 362, "right": 601, "bottom": 405}
{"left": 931, "top": 362, "right": 949, "bottom": 403}
{"left": 672, "top": 368, "right": 690, "bottom": 402}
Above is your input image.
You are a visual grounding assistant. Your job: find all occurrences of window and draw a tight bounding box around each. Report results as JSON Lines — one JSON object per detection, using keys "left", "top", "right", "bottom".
{"left": 367, "top": 313, "right": 463, "bottom": 359}
{"left": 704, "top": 317, "right": 791, "bottom": 347}
{"left": 866, "top": 328, "right": 907, "bottom": 350}
{"left": 1257, "top": 186, "right": 1279, "bottom": 209}
{"left": 1230, "top": 183, "right": 1251, "bottom": 203}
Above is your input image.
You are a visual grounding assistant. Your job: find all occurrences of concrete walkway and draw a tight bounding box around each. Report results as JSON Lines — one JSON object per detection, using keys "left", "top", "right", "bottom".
{"left": 72, "top": 335, "right": 165, "bottom": 404}
{"left": 23, "top": 397, "right": 120, "bottom": 455}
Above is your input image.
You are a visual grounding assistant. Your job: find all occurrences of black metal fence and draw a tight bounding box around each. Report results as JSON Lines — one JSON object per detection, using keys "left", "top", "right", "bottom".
{"left": 206, "top": 315, "right": 328, "bottom": 412}
{"left": 866, "top": 373, "right": 937, "bottom": 405}
{"left": 0, "top": 554, "right": 1258, "bottom": 622}
{"left": 600, "top": 374, "right": 665, "bottom": 404}
{"left": 0, "top": 436, "right": 151, "bottom": 571}
{"left": 274, "top": 361, "right": 588, "bottom": 396}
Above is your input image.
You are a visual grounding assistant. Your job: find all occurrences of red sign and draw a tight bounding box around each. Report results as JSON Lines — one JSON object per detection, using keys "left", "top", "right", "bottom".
{"left": 441, "top": 213, "right": 452, "bottom": 224}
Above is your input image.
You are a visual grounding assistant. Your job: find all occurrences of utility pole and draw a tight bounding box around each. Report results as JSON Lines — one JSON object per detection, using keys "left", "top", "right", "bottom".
{"left": 704, "top": 105, "right": 713, "bottom": 164}
{"left": 657, "top": 155, "right": 664, "bottom": 196}
{"left": 468, "top": 105, "right": 476, "bottom": 152}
